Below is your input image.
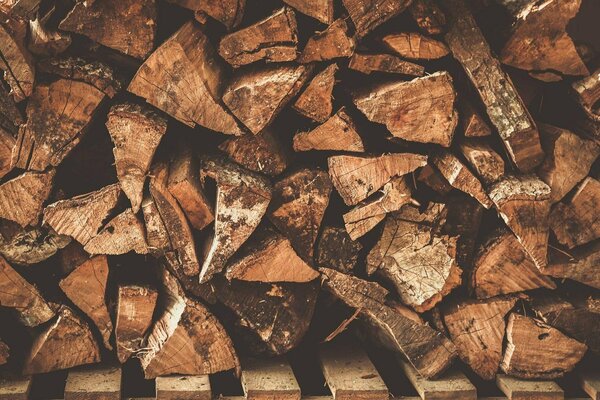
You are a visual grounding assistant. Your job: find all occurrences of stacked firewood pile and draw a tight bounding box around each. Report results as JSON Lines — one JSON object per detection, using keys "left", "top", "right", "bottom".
{"left": 0, "top": 0, "right": 599, "bottom": 383}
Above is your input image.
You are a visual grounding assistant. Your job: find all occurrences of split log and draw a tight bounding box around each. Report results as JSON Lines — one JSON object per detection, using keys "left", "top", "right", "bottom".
{"left": 293, "top": 63, "right": 337, "bottom": 123}
{"left": 320, "top": 267, "right": 457, "bottom": 378}
{"left": 28, "top": 18, "right": 71, "bottom": 56}
{"left": 59, "top": 255, "right": 113, "bottom": 350}
{"left": 23, "top": 306, "right": 101, "bottom": 375}
{"left": 1, "top": 0, "right": 40, "bottom": 18}
{"left": 366, "top": 203, "right": 462, "bottom": 312}
{"left": 543, "top": 241, "right": 600, "bottom": 289}
{"left": 12, "top": 79, "right": 105, "bottom": 171}
{"left": 219, "top": 7, "right": 298, "bottom": 67}
{"left": 219, "top": 128, "right": 289, "bottom": 177}
{"left": 572, "top": 67, "right": 600, "bottom": 120}
{"left": 343, "top": 176, "right": 415, "bottom": 240}
{"left": 43, "top": 183, "right": 121, "bottom": 246}
{"left": 199, "top": 157, "right": 272, "bottom": 282}
{"left": 432, "top": 151, "right": 493, "bottom": 208}
{"left": 458, "top": 139, "right": 505, "bottom": 186}
{"left": 167, "top": 148, "right": 214, "bottom": 231}
{"left": 0, "top": 21, "right": 34, "bottom": 102}
{"left": 0, "top": 125, "right": 17, "bottom": 175}
{"left": 328, "top": 153, "right": 427, "bottom": 206}
{"left": 443, "top": 193, "right": 484, "bottom": 269}
{"left": 0, "top": 255, "right": 55, "bottom": 327}
{"left": 222, "top": 63, "right": 312, "bottom": 134}
{"left": 500, "top": 313, "right": 587, "bottom": 379}
{"left": 115, "top": 285, "right": 158, "bottom": 363}
{"left": 0, "top": 221, "right": 71, "bottom": 266}
{"left": 0, "top": 170, "right": 55, "bottom": 227}
{"left": 225, "top": 227, "right": 318, "bottom": 282}
{"left": 348, "top": 53, "right": 424, "bottom": 76}
{"left": 128, "top": 21, "right": 243, "bottom": 134}
{"left": 489, "top": 175, "right": 551, "bottom": 269}
{"left": 472, "top": 230, "right": 556, "bottom": 298}
{"left": 460, "top": 100, "right": 492, "bottom": 138}
{"left": 58, "top": 242, "right": 89, "bottom": 276}
{"left": 417, "top": 164, "right": 453, "bottom": 195}
{"left": 382, "top": 32, "right": 449, "bottom": 60}
{"left": 550, "top": 177, "right": 600, "bottom": 249}
{"left": 59, "top": 0, "right": 157, "bottom": 59}
{"left": 0, "top": 81, "right": 23, "bottom": 133}
{"left": 537, "top": 123, "right": 599, "bottom": 203}
{"left": 166, "top": 0, "right": 245, "bottom": 30}
{"left": 0, "top": 340, "right": 8, "bottom": 365}
{"left": 106, "top": 102, "right": 167, "bottom": 213}
{"left": 141, "top": 268, "right": 239, "bottom": 378}
{"left": 353, "top": 72, "right": 457, "bottom": 146}
{"left": 268, "top": 168, "right": 332, "bottom": 261}
{"left": 298, "top": 19, "right": 355, "bottom": 63}
{"left": 293, "top": 107, "right": 364, "bottom": 152}
{"left": 442, "top": 297, "right": 516, "bottom": 380}
{"left": 444, "top": 0, "right": 544, "bottom": 172}
{"left": 84, "top": 209, "right": 149, "bottom": 255}
{"left": 315, "top": 226, "right": 362, "bottom": 273}
{"left": 342, "top": 0, "right": 412, "bottom": 38}
{"left": 283, "top": 0, "right": 333, "bottom": 24}
{"left": 141, "top": 195, "right": 171, "bottom": 258}
{"left": 408, "top": 0, "right": 446, "bottom": 35}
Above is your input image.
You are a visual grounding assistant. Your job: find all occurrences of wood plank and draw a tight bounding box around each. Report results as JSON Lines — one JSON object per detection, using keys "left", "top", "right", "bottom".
{"left": 318, "top": 340, "right": 388, "bottom": 400}
{"left": 155, "top": 375, "right": 211, "bottom": 400}
{"left": 580, "top": 370, "right": 600, "bottom": 400}
{"left": 399, "top": 359, "right": 477, "bottom": 400}
{"left": 496, "top": 374, "right": 563, "bottom": 400}
{"left": 0, "top": 375, "right": 32, "bottom": 400}
{"left": 64, "top": 365, "right": 122, "bottom": 400}
{"left": 241, "top": 357, "right": 301, "bottom": 400}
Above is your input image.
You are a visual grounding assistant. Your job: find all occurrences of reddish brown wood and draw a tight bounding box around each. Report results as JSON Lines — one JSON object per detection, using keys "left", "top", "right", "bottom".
{"left": 283, "top": 0, "right": 333, "bottom": 24}
{"left": 298, "top": 19, "right": 355, "bottom": 63}
{"left": 342, "top": 0, "right": 412, "bottom": 38}
{"left": 293, "top": 64, "right": 337, "bottom": 123}
{"left": 348, "top": 53, "right": 424, "bottom": 76}
{"left": 0, "top": 170, "right": 55, "bottom": 227}
{"left": 293, "top": 108, "right": 364, "bottom": 152}
{"left": 382, "top": 32, "right": 449, "bottom": 60}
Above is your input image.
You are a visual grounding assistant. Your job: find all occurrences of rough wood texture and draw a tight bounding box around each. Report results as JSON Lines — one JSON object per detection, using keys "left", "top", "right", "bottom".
{"left": 241, "top": 357, "right": 301, "bottom": 400}
{"left": 64, "top": 365, "right": 121, "bottom": 400}
{"left": 219, "top": 7, "right": 297, "bottom": 67}
{"left": 328, "top": 153, "right": 427, "bottom": 206}
{"left": 0, "top": 21, "right": 34, "bottom": 102}
{"left": 409, "top": 0, "right": 446, "bottom": 35}
{"left": 444, "top": 0, "right": 544, "bottom": 172}
{"left": 283, "top": 0, "right": 333, "bottom": 24}
{"left": 500, "top": 313, "right": 587, "bottom": 379}
{"left": 0, "top": 374, "right": 32, "bottom": 399}
{"left": 59, "top": 0, "right": 157, "bottom": 59}
{"left": 572, "top": 67, "right": 600, "bottom": 120}
{"left": 222, "top": 63, "right": 312, "bottom": 134}
{"left": 460, "top": 100, "right": 492, "bottom": 138}
{"left": 544, "top": 241, "right": 600, "bottom": 289}
{"left": 348, "top": 53, "right": 424, "bottom": 76}
{"left": 0, "top": 170, "right": 55, "bottom": 227}
{"left": 23, "top": 306, "right": 101, "bottom": 375}
{"left": 167, "top": 0, "right": 245, "bottom": 30}
{"left": 459, "top": 139, "right": 505, "bottom": 186}
{"left": 489, "top": 175, "right": 551, "bottom": 269}
{"left": 366, "top": 203, "right": 462, "bottom": 312}
{"left": 84, "top": 208, "right": 149, "bottom": 255}
{"left": 28, "top": 18, "right": 71, "bottom": 57}
{"left": 399, "top": 359, "right": 477, "bottom": 400}
{"left": 293, "top": 108, "right": 364, "bottom": 152}
{"left": 293, "top": 64, "right": 337, "bottom": 123}
{"left": 354, "top": 72, "right": 457, "bottom": 146}
{"left": 496, "top": 374, "right": 563, "bottom": 400}
{"left": 156, "top": 375, "right": 211, "bottom": 400}
{"left": 298, "top": 19, "right": 354, "bottom": 63}
{"left": 59, "top": 255, "right": 113, "bottom": 350}
{"left": 315, "top": 226, "right": 362, "bottom": 273}
{"left": 342, "top": 0, "right": 412, "bottom": 38}
{"left": 443, "top": 193, "right": 484, "bottom": 269}
{"left": 580, "top": 370, "right": 600, "bottom": 400}
{"left": 128, "top": 21, "right": 242, "bottom": 134}
{"left": 0, "top": 125, "right": 15, "bottom": 179}
{"left": 106, "top": 102, "right": 167, "bottom": 213}
{"left": 382, "top": 32, "right": 449, "bottom": 60}
{"left": 417, "top": 164, "right": 453, "bottom": 195}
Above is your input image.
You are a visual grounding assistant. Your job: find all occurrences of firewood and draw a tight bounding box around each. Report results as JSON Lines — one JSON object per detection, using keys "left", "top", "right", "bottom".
{"left": 0, "top": 81, "right": 23, "bottom": 132}
{"left": 293, "top": 108, "right": 364, "bottom": 152}
{"left": 315, "top": 226, "right": 362, "bottom": 273}
{"left": 0, "top": 170, "right": 55, "bottom": 227}
{"left": 1, "top": 0, "right": 40, "bottom": 18}
{"left": 417, "top": 164, "right": 453, "bottom": 195}
{"left": 0, "top": 221, "right": 70, "bottom": 266}
{"left": 59, "top": 255, "right": 113, "bottom": 350}
{"left": 0, "top": 255, "right": 55, "bottom": 327}
{"left": 328, "top": 153, "right": 427, "bottom": 206}
{"left": 128, "top": 21, "right": 243, "bottom": 135}
{"left": 0, "top": 340, "right": 8, "bottom": 365}
{"left": 343, "top": 176, "right": 415, "bottom": 240}
{"left": 443, "top": 193, "right": 484, "bottom": 269}
{"left": 572, "top": 67, "right": 600, "bottom": 120}
{"left": 43, "top": 184, "right": 121, "bottom": 246}
{"left": 84, "top": 209, "right": 149, "bottom": 255}
{"left": 222, "top": 63, "right": 312, "bottom": 134}
{"left": 342, "top": 0, "right": 412, "bottom": 38}
{"left": 500, "top": 313, "right": 587, "bottom": 379}
{"left": 432, "top": 151, "right": 493, "bottom": 208}
{"left": 298, "top": 19, "right": 355, "bottom": 63}
{"left": 498, "top": 0, "right": 587, "bottom": 78}
{"left": 458, "top": 139, "right": 505, "bottom": 186}
{"left": 472, "top": 230, "right": 556, "bottom": 299}
{"left": 353, "top": 72, "right": 458, "bottom": 146}
{"left": 320, "top": 267, "right": 457, "bottom": 378}
{"left": 199, "top": 157, "right": 272, "bottom": 282}
{"left": 106, "top": 103, "right": 167, "bottom": 213}
{"left": 444, "top": 0, "right": 544, "bottom": 172}
{"left": 219, "top": 7, "right": 298, "bottom": 67}
{"left": 23, "top": 306, "right": 101, "bottom": 375}
{"left": 167, "top": 147, "right": 214, "bottom": 231}
{"left": 58, "top": 242, "right": 89, "bottom": 276}
{"left": 367, "top": 203, "right": 462, "bottom": 312}
{"left": 219, "top": 128, "right": 289, "bottom": 177}
{"left": 348, "top": 53, "right": 424, "bottom": 76}
{"left": 0, "top": 21, "right": 34, "bottom": 102}
{"left": 166, "top": 0, "right": 245, "bottom": 30}
{"left": 28, "top": 18, "right": 71, "bottom": 56}
{"left": 408, "top": 0, "right": 446, "bottom": 35}
{"left": 225, "top": 227, "right": 319, "bottom": 282}
{"left": 12, "top": 79, "right": 105, "bottom": 171}
{"left": 442, "top": 297, "right": 516, "bottom": 380}
{"left": 268, "top": 168, "right": 332, "bottom": 261}
{"left": 382, "top": 32, "right": 449, "bottom": 60}
{"left": 283, "top": 0, "right": 333, "bottom": 24}
{"left": 489, "top": 175, "right": 551, "bottom": 269}
{"left": 59, "top": 0, "right": 157, "bottom": 59}
{"left": 115, "top": 285, "right": 158, "bottom": 363}
{"left": 460, "top": 100, "right": 492, "bottom": 138}
{"left": 141, "top": 268, "right": 239, "bottom": 378}
{"left": 544, "top": 241, "right": 600, "bottom": 289}
{"left": 293, "top": 63, "right": 337, "bottom": 123}
{"left": 537, "top": 123, "right": 599, "bottom": 203}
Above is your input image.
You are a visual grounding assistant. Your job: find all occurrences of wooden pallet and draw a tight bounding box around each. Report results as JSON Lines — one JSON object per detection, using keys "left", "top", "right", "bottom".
{"left": 0, "top": 339, "right": 597, "bottom": 400}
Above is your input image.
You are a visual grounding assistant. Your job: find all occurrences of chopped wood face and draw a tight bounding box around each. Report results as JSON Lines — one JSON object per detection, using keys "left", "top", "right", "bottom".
{"left": 283, "top": 0, "right": 333, "bottom": 24}
{"left": 459, "top": 139, "right": 505, "bottom": 186}
{"left": 0, "top": 170, "right": 55, "bottom": 227}
{"left": 572, "top": 67, "right": 600, "bottom": 119}
{"left": 293, "top": 63, "right": 337, "bottom": 123}
{"left": 0, "top": 222, "right": 71, "bottom": 266}
{"left": 84, "top": 209, "right": 149, "bottom": 255}
{"left": 28, "top": 18, "right": 72, "bottom": 57}
{"left": 316, "top": 226, "right": 362, "bottom": 273}
{"left": 383, "top": 32, "right": 449, "bottom": 60}
{"left": 168, "top": 0, "right": 245, "bottom": 29}
{"left": 298, "top": 19, "right": 355, "bottom": 63}
{"left": 460, "top": 100, "right": 492, "bottom": 138}
{"left": 409, "top": 0, "right": 446, "bottom": 35}
{"left": 342, "top": 0, "right": 412, "bottom": 38}
{"left": 544, "top": 241, "right": 600, "bottom": 289}
{"left": 0, "top": 22, "right": 34, "bottom": 102}
{"left": 294, "top": 107, "right": 364, "bottom": 152}
{"left": 348, "top": 53, "right": 425, "bottom": 76}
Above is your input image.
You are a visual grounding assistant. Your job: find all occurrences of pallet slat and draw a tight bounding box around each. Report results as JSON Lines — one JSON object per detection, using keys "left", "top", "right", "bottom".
{"left": 580, "top": 370, "right": 600, "bottom": 400}
{"left": 496, "top": 374, "right": 564, "bottom": 400}
{"left": 241, "top": 357, "right": 301, "bottom": 400}
{"left": 155, "top": 375, "right": 211, "bottom": 400}
{"left": 0, "top": 375, "right": 32, "bottom": 400}
{"left": 398, "top": 359, "right": 477, "bottom": 400}
{"left": 64, "top": 365, "right": 121, "bottom": 400}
